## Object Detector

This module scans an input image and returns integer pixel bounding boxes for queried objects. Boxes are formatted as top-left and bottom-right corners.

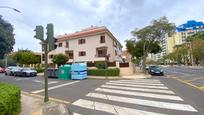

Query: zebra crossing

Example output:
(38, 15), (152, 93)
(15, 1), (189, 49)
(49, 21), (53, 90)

(71, 79), (198, 115)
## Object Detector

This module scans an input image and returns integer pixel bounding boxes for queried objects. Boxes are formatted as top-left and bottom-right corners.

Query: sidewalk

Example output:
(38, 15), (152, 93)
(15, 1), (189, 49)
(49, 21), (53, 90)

(20, 93), (43, 115)
(20, 92), (70, 115)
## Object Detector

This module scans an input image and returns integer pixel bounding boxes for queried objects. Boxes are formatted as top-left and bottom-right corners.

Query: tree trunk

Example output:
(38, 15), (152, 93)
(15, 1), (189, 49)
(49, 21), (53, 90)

(142, 53), (148, 73)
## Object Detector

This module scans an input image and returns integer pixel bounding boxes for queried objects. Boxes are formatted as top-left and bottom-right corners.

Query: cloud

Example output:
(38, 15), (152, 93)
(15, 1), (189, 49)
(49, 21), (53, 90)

(0, 0), (204, 51)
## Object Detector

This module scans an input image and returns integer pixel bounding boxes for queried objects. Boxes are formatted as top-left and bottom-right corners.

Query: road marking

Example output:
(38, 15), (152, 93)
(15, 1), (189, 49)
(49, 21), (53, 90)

(72, 99), (166, 115)
(200, 86), (204, 90)
(117, 79), (161, 83)
(95, 88), (183, 101)
(172, 77), (204, 91)
(106, 82), (169, 89)
(32, 81), (80, 94)
(33, 80), (41, 83)
(86, 93), (197, 112)
(109, 81), (164, 86)
(73, 113), (82, 115)
(101, 85), (175, 94)
(186, 77), (204, 82)
(48, 81), (59, 85)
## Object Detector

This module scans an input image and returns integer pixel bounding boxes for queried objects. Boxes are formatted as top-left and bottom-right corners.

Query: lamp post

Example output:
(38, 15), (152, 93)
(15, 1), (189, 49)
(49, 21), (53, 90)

(0, 6), (21, 13)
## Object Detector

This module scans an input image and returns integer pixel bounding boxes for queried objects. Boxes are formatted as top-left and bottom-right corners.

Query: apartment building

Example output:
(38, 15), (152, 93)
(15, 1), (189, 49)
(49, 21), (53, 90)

(151, 20), (204, 61)
(41, 26), (123, 64)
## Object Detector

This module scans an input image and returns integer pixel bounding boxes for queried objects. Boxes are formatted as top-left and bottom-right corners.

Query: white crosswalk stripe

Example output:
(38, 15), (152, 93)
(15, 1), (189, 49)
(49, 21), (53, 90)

(106, 82), (169, 89)
(95, 88), (183, 101)
(109, 81), (164, 86)
(73, 99), (167, 115)
(71, 79), (198, 115)
(101, 85), (175, 94)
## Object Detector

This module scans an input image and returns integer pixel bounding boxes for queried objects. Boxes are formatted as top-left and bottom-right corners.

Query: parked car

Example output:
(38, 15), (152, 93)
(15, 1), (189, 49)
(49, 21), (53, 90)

(0, 67), (5, 73)
(5, 66), (20, 75)
(14, 67), (37, 77)
(148, 66), (164, 76)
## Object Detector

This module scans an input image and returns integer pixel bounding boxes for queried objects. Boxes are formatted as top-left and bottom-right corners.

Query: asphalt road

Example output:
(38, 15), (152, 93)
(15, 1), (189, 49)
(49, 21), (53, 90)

(1, 73), (204, 115)
(162, 66), (204, 88)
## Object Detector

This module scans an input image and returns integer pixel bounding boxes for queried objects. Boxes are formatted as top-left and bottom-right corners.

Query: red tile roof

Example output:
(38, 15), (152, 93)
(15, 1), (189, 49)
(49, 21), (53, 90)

(56, 26), (122, 47)
(57, 26), (107, 42)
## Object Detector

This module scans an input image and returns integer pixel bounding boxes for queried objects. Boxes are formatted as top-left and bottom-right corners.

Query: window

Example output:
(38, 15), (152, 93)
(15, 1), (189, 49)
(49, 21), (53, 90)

(100, 35), (105, 43)
(66, 51), (73, 59)
(42, 54), (45, 61)
(79, 51), (86, 56)
(78, 39), (86, 44)
(58, 43), (62, 47)
(49, 55), (53, 59)
(66, 41), (69, 48)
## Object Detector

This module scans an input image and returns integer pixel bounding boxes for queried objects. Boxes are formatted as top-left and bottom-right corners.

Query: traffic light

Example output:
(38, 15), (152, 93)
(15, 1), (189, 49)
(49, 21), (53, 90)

(34, 25), (44, 40)
(47, 23), (56, 51)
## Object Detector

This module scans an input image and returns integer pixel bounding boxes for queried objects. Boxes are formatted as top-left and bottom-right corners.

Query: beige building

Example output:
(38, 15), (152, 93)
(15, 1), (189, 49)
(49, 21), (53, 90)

(42, 26), (123, 64)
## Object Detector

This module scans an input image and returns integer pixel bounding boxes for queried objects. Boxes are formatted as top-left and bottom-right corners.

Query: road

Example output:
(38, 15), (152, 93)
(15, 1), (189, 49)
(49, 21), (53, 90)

(1, 72), (204, 115)
(163, 66), (204, 89)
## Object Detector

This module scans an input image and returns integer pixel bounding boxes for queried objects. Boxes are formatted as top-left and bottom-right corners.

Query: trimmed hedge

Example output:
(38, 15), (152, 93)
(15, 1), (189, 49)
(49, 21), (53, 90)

(87, 68), (120, 76)
(0, 83), (21, 115)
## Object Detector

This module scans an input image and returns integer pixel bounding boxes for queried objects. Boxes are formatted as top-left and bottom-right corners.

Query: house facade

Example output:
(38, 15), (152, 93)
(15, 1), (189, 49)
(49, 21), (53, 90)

(41, 26), (123, 64)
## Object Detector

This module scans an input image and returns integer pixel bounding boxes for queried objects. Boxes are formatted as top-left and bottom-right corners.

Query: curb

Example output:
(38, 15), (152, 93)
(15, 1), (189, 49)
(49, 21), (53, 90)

(21, 91), (70, 104)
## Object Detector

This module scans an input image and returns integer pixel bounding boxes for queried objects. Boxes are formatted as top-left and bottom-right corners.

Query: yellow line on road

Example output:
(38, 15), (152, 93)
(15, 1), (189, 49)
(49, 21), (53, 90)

(21, 91), (70, 104)
(186, 77), (204, 82)
(172, 77), (204, 91)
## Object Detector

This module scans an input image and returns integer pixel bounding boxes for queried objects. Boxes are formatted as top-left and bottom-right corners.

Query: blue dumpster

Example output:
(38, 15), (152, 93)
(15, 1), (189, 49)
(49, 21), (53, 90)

(71, 63), (87, 80)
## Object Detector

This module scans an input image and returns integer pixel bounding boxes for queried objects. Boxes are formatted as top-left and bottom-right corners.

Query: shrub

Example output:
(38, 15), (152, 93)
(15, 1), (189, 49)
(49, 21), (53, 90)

(0, 83), (21, 115)
(35, 67), (45, 73)
(95, 61), (106, 69)
(87, 68), (120, 76)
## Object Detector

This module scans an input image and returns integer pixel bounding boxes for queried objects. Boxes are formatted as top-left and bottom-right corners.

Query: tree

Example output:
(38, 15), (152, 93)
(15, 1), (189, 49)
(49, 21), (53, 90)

(191, 39), (204, 65)
(12, 49), (40, 66)
(0, 15), (15, 59)
(52, 54), (68, 66)
(186, 32), (204, 42)
(129, 16), (175, 72)
(126, 39), (162, 59)
(186, 32), (204, 65)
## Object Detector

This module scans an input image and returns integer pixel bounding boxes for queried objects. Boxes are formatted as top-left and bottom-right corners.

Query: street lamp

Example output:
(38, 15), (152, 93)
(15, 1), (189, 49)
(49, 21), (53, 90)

(0, 6), (21, 13)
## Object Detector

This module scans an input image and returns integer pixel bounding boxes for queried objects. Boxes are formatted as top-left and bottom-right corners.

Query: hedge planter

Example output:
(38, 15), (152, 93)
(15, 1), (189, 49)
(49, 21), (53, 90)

(0, 83), (21, 115)
(87, 68), (120, 76)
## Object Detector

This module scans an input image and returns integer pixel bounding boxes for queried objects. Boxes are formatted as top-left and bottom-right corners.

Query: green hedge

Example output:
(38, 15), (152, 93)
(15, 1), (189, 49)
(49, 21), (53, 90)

(87, 68), (120, 76)
(0, 83), (21, 115)
(35, 67), (45, 73)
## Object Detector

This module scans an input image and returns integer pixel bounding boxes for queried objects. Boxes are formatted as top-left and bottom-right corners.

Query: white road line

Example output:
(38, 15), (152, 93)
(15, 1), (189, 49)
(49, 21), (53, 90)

(86, 93), (197, 112)
(15, 78), (22, 81)
(72, 99), (166, 115)
(73, 113), (82, 115)
(48, 81), (59, 85)
(32, 81), (80, 94)
(95, 88), (183, 101)
(101, 85), (175, 94)
(117, 79), (161, 83)
(33, 80), (41, 83)
(106, 82), (169, 89)
(109, 81), (164, 86)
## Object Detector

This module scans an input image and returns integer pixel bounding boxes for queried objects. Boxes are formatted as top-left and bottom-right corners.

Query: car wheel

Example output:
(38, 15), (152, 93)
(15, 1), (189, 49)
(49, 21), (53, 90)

(5, 73), (7, 75)
(24, 73), (27, 77)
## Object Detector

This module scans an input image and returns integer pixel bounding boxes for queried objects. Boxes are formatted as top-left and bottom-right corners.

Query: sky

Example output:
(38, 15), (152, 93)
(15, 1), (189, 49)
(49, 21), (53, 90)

(0, 0), (204, 52)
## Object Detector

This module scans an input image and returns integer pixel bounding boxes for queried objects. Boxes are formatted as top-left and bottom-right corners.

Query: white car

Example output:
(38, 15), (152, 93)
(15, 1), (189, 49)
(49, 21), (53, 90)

(5, 66), (21, 76)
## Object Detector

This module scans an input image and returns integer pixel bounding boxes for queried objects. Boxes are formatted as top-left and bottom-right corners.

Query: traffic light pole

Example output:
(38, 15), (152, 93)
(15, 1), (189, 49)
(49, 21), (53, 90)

(34, 24), (55, 103)
(43, 41), (49, 102)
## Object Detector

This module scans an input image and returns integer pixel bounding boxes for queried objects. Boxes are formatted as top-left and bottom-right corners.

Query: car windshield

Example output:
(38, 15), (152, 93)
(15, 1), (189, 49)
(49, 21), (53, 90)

(22, 68), (33, 71)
